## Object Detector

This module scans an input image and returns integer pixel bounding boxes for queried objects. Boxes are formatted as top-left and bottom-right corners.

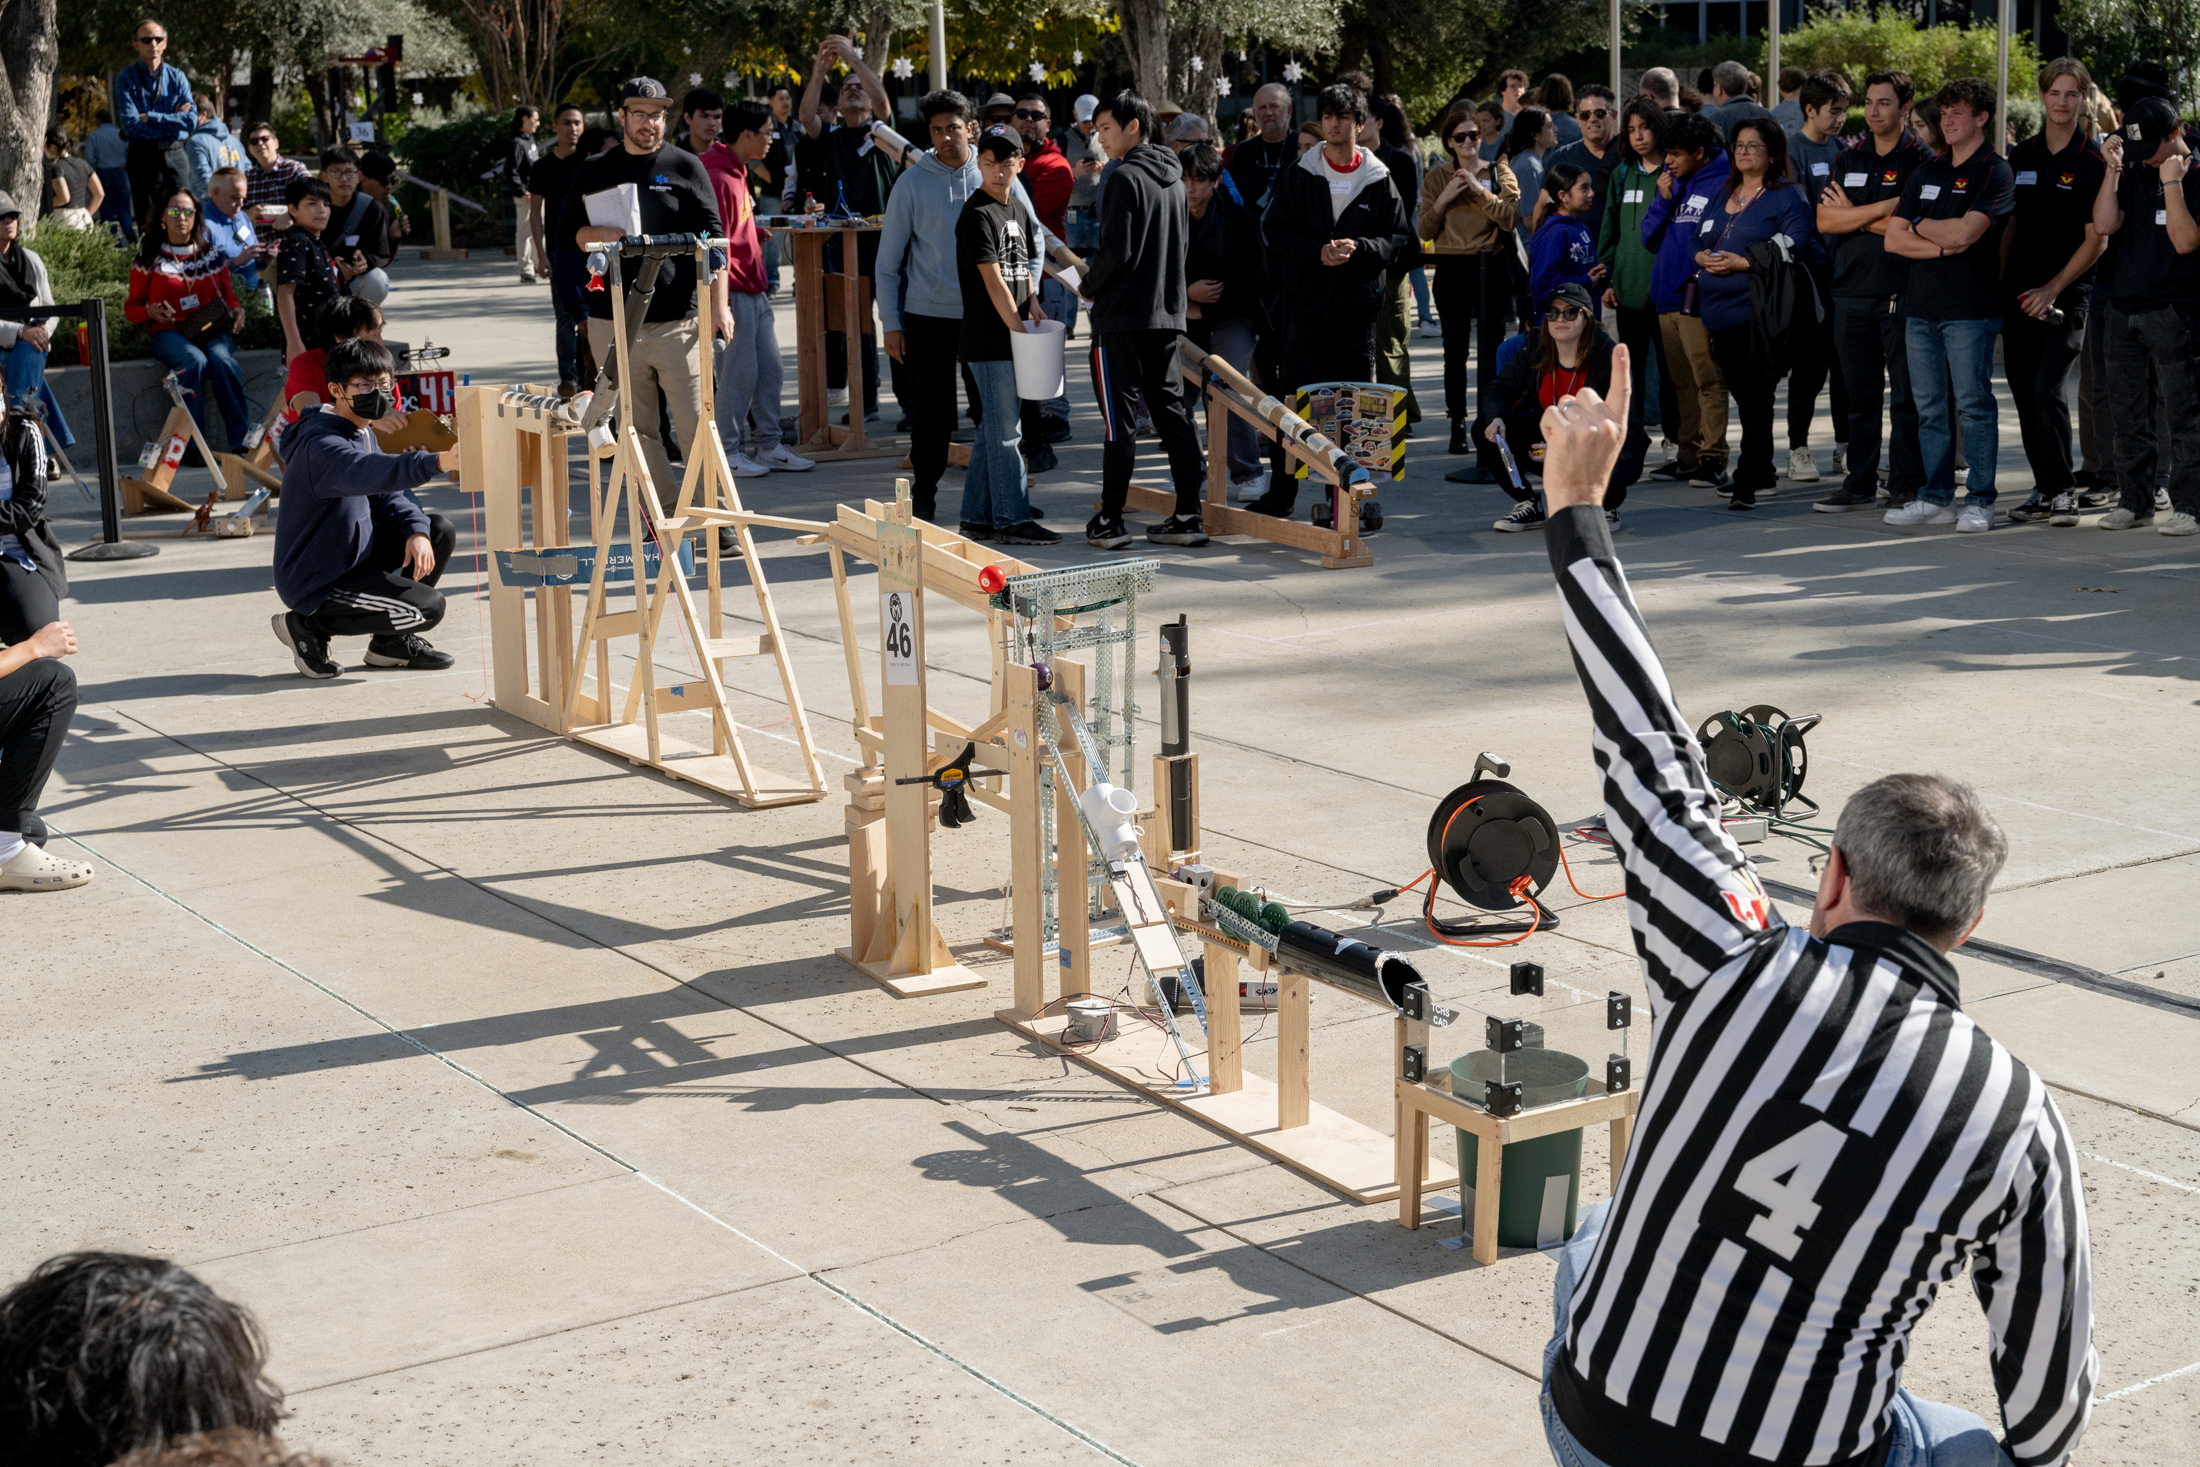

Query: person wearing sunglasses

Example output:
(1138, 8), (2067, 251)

(1482, 280), (1645, 531)
(115, 21), (196, 239)
(123, 188), (249, 454)
(1419, 100), (1519, 467)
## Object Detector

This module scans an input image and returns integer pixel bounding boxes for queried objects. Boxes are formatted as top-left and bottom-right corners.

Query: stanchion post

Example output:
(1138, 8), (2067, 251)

(68, 296), (159, 561)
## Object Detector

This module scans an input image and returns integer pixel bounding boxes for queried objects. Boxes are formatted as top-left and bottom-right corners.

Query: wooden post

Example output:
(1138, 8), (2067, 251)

(1052, 656), (1091, 1002)
(1472, 1130), (1504, 1262)
(1278, 970), (1310, 1129)
(421, 187), (468, 260)
(1203, 940), (1243, 1094)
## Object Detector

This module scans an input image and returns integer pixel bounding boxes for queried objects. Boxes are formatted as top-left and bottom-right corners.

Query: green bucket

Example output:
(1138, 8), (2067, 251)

(1452, 1048), (1591, 1250)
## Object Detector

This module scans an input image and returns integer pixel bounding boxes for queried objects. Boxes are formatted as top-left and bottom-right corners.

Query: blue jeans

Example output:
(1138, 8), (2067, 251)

(95, 165), (135, 240)
(148, 328), (249, 452)
(1905, 316), (2000, 505)
(1410, 265), (1433, 326)
(1066, 207), (1098, 252)
(549, 255), (588, 387)
(959, 357), (1029, 530)
(1541, 1203), (2013, 1467)
(5, 339), (72, 447)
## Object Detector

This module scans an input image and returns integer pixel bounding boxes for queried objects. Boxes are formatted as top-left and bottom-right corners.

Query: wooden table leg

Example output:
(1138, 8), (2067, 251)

(1473, 1129), (1503, 1265)
(1397, 1088), (1427, 1230)
(1203, 940), (1242, 1094)
(1277, 969), (1310, 1130)
(1610, 1113), (1633, 1183)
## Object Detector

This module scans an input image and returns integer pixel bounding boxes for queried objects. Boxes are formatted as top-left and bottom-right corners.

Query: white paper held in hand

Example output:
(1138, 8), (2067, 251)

(585, 184), (643, 235)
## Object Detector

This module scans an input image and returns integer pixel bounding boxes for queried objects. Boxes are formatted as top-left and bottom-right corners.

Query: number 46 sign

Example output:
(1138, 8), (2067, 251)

(881, 589), (918, 685)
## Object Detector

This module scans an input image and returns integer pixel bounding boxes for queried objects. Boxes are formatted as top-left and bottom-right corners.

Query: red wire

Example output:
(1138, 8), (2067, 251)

(1557, 842), (1625, 901)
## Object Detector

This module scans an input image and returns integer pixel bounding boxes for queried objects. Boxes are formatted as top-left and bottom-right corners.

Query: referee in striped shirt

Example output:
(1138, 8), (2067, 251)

(1529, 350), (2095, 1467)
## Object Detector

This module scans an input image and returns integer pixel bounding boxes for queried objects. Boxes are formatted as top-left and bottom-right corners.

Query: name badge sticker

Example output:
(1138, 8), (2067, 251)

(1811, 162), (1829, 175)
(1623, 189), (1643, 204)
(1844, 172), (1868, 188)
(2160, 209), (2172, 226)
(1919, 184), (1942, 200)
(2015, 170), (2038, 186)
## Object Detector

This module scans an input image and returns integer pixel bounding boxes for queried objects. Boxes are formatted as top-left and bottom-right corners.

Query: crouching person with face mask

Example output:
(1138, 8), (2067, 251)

(269, 338), (463, 680)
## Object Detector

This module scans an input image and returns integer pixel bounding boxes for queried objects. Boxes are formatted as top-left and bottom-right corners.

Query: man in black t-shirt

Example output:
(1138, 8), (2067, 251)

(527, 103), (591, 395)
(2001, 60), (2108, 526)
(953, 129), (1059, 546)
(1813, 70), (1931, 511)
(1884, 77), (2015, 531)
(562, 77), (730, 512)
(2092, 97), (2200, 534)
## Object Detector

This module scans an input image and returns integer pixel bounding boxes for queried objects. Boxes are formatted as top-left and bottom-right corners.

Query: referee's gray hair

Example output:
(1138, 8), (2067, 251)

(1834, 774), (2007, 944)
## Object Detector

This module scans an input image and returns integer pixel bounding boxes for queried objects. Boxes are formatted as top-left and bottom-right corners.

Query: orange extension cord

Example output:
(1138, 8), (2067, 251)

(1401, 796), (1625, 947)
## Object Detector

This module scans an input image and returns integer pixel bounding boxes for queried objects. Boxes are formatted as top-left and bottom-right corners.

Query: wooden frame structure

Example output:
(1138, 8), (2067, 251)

(1114, 335), (1378, 570)
(457, 237), (828, 809)
(776, 221), (900, 464)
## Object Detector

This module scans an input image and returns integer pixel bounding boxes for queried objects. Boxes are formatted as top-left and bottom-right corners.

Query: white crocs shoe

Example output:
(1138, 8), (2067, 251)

(0, 841), (95, 892)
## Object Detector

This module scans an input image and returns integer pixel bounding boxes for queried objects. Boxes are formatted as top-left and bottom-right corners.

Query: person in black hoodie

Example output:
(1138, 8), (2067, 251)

(1177, 142), (1269, 494)
(1079, 89), (1207, 550)
(1484, 282), (1648, 532)
(0, 405), (90, 892)
(270, 339), (462, 681)
(1245, 83), (1416, 518)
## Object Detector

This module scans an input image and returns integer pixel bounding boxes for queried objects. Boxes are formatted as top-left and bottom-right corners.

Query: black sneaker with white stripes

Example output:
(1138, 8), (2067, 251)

(271, 611), (340, 680)
(364, 633), (456, 670)
(1493, 498), (1546, 532)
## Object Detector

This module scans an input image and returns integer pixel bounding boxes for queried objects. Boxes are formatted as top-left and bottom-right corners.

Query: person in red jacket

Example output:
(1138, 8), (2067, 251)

(123, 187), (248, 452)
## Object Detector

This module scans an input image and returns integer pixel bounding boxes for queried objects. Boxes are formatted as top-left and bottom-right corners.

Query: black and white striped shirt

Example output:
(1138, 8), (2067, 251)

(1543, 508), (2094, 1467)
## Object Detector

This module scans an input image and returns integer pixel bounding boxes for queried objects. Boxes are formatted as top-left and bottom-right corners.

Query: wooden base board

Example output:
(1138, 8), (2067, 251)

(122, 478), (196, 515)
(897, 442), (972, 470)
(570, 721), (824, 809)
(1121, 484), (1372, 569)
(997, 1008), (1455, 1204)
(838, 947), (990, 997)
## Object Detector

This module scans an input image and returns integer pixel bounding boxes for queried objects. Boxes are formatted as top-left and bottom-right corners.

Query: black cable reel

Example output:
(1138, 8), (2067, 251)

(1425, 753), (1563, 933)
(1696, 705), (1821, 815)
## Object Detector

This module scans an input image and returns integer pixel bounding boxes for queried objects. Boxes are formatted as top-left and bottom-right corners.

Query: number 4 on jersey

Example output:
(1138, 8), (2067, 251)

(1732, 1120), (1848, 1260)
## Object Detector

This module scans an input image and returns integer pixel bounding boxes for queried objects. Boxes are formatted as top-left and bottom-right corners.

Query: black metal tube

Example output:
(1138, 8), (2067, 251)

(86, 297), (121, 544)
(1274, 921), (1426, 1014)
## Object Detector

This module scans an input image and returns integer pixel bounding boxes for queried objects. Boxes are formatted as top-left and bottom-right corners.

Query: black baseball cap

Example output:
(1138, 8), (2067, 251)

(619, 77), (671, 108)
(1546, 282), (1595, 316)
(974, 126), (1022, 160)
(2121, 97), (2182, 157)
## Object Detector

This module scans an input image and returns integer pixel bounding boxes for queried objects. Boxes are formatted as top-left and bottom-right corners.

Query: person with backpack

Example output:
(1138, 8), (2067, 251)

(319, 147), (393, 306)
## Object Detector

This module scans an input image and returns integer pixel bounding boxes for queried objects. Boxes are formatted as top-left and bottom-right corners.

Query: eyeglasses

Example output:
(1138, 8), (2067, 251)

(136, 34), (167, 45)
(341, 378), (395, 394)
(164, 206), (196, 217)
(1733, 140), (1768, 153)
(1808, 850), (1833, 877)
(1548, 305), (1587, 321)
(1014, 108), (1047, 121)
(1449, 130), (1474, 143)
(1577, 108), (1612, 120)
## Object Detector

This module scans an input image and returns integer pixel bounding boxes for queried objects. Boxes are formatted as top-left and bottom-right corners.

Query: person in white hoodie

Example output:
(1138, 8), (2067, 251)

(878, 89), (1064, 525)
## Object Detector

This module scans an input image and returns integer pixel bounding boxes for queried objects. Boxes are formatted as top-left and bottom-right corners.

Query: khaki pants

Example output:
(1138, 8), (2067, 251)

(1658, 312), (1728, 470)
(514, 211), (543, 280)
(585, 316), (703, 515)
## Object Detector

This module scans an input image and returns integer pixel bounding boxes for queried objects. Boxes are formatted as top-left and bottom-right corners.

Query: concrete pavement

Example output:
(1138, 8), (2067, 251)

(12, 255), (2199, 1464)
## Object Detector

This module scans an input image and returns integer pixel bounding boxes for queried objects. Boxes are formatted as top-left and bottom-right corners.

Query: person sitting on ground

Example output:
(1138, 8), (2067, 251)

(318, 147), (392, 306)
(276, 294), (382, 441)
(270, 338), (461, 680)
(1526, 350), (2097, 1467)
(273, 176), (343, 365)
(125, 188), (250, 456)
(0, 193), (73, 448)
(1483, 282), (1645, 533)
(0, 403), (88, 892)
(0, 1252), (283, 1463)
(42, 128), (103, 230)
(1529, 163), (1600, 325)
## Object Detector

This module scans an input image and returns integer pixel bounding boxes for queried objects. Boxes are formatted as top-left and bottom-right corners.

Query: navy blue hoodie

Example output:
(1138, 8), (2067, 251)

(273, 408), (441, 613)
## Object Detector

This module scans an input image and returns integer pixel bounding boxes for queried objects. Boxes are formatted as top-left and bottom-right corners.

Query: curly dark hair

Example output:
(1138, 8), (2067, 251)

(1934, 76), (1997, 120)
(0, 1254), (283, 1467)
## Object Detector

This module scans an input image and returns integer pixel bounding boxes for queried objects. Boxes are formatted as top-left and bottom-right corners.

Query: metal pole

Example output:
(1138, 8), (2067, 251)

(68, 297), (158, 561)
(1610, 0), (1623, 100)
(928, 0), (947, 93)
(1996, 0), (2011, 150)
(1768, 1), (1780, 92)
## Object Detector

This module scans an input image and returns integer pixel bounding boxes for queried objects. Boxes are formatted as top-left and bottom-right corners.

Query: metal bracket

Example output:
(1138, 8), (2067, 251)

(1607, 991), (1632, 1030)
(1484, 1078), (1523, 1117)
(1510, 961), (1545, 997)
(1402, 1043), (1427, 1084)
(1606, 1054), (1631, 1094)
(1486, 1015), (1525, 1055)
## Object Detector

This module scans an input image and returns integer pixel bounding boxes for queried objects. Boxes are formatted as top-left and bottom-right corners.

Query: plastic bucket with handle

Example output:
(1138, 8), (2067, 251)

(1010, 318), (1068, 400)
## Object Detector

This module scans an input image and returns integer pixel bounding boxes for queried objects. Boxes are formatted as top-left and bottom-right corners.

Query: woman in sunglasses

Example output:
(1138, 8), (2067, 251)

(1418, 100), (1519, 461)
(1483, 281), (1647, 532)
(1689, 117), (1821, 508)
(124, 188), (249, 454)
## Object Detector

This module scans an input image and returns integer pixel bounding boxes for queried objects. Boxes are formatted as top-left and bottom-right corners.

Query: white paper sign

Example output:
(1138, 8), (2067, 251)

(881, 591), (918, 685)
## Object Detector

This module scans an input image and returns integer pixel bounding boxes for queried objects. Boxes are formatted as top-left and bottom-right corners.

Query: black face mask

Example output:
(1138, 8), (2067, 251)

(346, 388), (391, 421)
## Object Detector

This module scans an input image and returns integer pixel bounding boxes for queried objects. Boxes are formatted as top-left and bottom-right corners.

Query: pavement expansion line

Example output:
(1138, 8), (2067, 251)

(58, 817), (1145, 1467)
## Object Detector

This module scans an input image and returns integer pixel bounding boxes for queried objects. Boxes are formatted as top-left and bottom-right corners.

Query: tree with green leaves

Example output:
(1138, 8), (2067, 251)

(2057, 0), (2200, 111)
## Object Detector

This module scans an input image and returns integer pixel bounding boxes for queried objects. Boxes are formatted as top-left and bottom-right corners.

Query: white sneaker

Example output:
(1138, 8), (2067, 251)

(2161, 511), (2200, 537)
(1953, 465), (1969, 485)
(727, 451), (772, 476)
(826, 387), (848, 407)
(1955, 502), (1993, 533)
(1229, 475), (1266, 503)
(756, 444), (814, 472)
(1828, 446), (1847, 476)
(2099, 507), (2153, 530)
(1660, 438), (1679, 464)
(1884, 500), (1957, 527)
(1786, 447), (1820, 483)
(2157, 487), (2174, 512)
(0, 840), (94, 891)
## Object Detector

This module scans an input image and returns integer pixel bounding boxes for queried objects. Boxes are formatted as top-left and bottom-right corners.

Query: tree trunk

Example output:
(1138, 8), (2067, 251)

(0, 0), (58, 218)
(245, 56), (273, 128)
(862, 2), (893, 72)
(1117, 0), (1170, 103)
(1167, 24), (1224, 120)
